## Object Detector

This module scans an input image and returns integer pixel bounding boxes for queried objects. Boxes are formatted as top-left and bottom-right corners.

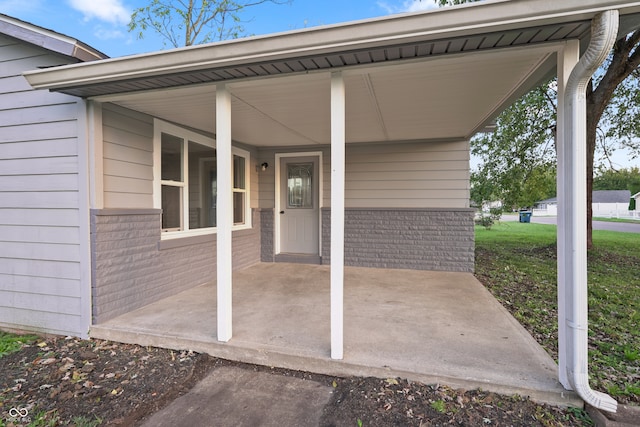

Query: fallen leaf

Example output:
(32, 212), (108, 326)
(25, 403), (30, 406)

(40, 358), (56, 365)
(385, 378), (399, 385)
(332, 380), (338, 388)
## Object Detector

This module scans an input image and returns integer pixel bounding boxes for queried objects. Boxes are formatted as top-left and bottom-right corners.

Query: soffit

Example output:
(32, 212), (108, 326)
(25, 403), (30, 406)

(113, 45), (555, 146)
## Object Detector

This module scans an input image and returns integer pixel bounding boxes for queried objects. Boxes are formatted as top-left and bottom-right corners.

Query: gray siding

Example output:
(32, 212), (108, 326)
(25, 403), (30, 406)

(0, 35), (87, 336)
(345, 141), (470, 208)
(102, 103), (154, 208)
(321, 208), (475, 272)
(257, 140), (469, 210)
(91, 209), (261, 323)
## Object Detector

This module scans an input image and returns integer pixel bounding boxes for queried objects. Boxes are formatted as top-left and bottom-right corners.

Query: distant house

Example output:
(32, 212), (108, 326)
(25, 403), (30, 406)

(592, 190), (632, 216)
(631, 191), (640, 211)
(535, 190), (631, 217)
(534, 197), (558, 216)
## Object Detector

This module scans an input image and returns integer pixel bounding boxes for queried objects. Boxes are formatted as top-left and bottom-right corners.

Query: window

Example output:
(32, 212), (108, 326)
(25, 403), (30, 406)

(154, 119), (250, 238)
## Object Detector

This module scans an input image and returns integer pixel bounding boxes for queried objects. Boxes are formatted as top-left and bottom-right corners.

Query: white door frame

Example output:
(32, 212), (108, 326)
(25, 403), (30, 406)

(274, 151), (323, 256)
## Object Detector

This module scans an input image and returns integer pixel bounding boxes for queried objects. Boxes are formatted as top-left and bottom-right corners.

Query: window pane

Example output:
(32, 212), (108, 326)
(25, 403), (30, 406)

(162, 185), (182, 230)
(161, 133), (183, 181)
(188, 141), (216, 229)
(233, 155), (245, 189)
(233, 191), (244, 225)
(287, 163), (313, 208)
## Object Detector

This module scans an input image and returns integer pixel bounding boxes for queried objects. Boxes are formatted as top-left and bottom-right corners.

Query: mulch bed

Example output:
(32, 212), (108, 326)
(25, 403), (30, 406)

(0, 336), (594, 426)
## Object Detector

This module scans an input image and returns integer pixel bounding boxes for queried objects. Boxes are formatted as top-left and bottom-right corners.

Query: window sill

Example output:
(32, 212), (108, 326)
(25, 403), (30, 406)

(157, 224), (254, 250)
(158, 232), (215, 250)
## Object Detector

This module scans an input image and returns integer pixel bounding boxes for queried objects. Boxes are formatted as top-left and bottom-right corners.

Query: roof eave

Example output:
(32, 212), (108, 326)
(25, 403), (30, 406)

(23, 0), (640, 92)
(0, 13), (108, 62)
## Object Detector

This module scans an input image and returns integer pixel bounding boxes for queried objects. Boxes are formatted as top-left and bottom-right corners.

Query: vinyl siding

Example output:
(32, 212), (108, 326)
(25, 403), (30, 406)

(257, 140), (469, 209)
(344, 140), (470, 208)
(102, 103), (154, 208)
(0, 34), (85, 336)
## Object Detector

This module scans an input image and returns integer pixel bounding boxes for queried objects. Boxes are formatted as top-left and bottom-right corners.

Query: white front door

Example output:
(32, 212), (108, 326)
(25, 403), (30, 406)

(279, 156), (319, 254)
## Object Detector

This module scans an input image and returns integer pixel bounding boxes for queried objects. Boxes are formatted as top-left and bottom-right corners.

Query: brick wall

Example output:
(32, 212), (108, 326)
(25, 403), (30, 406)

(321, 208), (474, 272)
(90, 209), (260, 323)
(260, 209), (274, 262)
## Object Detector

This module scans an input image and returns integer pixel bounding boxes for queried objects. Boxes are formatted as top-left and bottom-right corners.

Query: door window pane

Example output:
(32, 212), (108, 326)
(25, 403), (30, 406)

(287, 163), (313, 208)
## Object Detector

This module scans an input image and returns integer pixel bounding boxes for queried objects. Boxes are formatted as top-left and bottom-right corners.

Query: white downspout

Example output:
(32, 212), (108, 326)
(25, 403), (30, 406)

(563, 10), (619, 413)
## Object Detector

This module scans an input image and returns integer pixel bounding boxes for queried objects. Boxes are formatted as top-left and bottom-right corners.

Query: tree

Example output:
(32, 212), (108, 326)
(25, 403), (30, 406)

(585, 33), (640, 246)
(471, 84), (557, 210)
(436, 0), (640, 247)
(129, 0), (291, 47)
(593, 166), (640, 191)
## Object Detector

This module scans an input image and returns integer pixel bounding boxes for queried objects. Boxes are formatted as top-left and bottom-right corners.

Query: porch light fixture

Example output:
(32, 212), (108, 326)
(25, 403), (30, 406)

(259, 162), (269, 171)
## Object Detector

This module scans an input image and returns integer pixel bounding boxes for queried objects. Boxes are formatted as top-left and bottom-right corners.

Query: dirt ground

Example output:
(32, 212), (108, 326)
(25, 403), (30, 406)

(0, 336), (595, 426)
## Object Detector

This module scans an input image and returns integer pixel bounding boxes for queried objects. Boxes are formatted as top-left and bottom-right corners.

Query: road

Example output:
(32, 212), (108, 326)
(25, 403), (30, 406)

(501, 214), (640, 233)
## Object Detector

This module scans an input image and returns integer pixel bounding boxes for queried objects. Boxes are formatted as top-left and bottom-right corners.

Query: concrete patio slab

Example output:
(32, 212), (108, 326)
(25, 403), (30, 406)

(90, 263), (581, 408)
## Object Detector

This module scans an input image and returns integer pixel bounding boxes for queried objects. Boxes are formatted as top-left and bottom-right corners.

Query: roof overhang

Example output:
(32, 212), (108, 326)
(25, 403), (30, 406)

(0, 13), (107, 62)
(21, 0), (640, 146)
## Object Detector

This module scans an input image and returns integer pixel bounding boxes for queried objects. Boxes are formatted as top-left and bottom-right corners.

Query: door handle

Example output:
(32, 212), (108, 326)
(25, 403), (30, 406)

(280, 211), (285, 214)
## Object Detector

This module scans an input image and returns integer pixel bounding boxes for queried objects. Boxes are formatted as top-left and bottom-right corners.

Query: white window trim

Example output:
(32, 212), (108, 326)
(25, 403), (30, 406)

(153, 119), (251, 240)
(232, 146), (252, 230)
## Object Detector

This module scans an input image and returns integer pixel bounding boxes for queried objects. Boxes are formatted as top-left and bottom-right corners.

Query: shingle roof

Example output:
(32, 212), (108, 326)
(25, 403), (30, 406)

(592, 190), (631, 203)
(537, 190), (632, 205)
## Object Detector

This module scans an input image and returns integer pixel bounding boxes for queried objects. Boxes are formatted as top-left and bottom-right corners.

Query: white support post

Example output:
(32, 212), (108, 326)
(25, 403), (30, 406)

(216, 83), (233, 342)
(330, 72), (345, 360)
(556, 40), (580, 390)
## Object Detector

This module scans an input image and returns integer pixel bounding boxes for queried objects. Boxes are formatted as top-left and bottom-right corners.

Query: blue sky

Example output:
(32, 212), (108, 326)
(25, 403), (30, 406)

(1, 0), (437, 57)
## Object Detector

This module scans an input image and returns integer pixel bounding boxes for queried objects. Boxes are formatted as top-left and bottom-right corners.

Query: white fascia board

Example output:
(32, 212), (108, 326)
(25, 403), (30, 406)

(23, 0), (640, 91)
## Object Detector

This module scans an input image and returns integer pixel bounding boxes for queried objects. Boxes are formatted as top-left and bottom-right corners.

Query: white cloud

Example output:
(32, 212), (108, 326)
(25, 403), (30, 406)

(377, 0), (438, 14)
(67, 0), (131, 25)
(94, 26), (125, 40)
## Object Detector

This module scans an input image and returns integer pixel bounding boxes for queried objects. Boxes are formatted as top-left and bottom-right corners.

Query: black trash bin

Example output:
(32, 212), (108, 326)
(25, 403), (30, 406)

(519, 211), (532, 223)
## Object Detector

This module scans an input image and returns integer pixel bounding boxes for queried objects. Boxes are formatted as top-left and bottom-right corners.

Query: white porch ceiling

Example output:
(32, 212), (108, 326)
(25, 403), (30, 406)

(112, 46), (556, 147)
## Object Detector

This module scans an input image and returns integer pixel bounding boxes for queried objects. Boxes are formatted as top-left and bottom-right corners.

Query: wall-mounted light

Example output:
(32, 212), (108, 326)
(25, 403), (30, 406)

(260, 162), (269, 171)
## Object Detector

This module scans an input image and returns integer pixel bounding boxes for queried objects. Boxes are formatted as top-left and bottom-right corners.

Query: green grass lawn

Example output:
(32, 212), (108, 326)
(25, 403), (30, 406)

(0, 331), (38, 358)
(593, 217), (640, 224)
(475, 222), (640, 403)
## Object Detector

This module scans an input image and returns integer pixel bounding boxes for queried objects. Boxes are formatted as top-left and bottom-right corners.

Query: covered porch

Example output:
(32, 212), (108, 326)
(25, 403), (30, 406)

(23, 0), (640, 413)
(90, 263), (580, 408)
